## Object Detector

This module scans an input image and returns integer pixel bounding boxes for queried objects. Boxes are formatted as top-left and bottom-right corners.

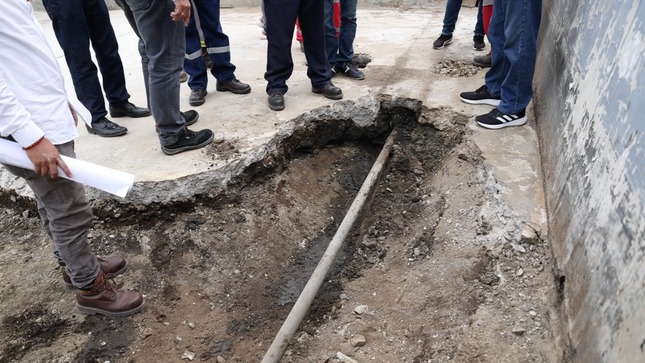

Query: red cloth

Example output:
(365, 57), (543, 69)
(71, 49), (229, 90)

(483, 5), (493, 35)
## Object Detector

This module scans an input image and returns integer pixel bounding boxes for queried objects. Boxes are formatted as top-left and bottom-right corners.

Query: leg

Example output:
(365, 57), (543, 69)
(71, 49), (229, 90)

(324, 0), (338, 66)
(493, 0), (542, 114)
(126, 0), (186, 145)
(41, 0), (107, 122)
(337, 0), (358, 64)
(192, 0), (237, 83)
(2, 142), (98, 288)
(441, 0), (464, 36)
(264, 0), (299, 95)
(299, 0), (332, 88)
(87, 0), (132, 108)
(484, 0), (507, 98)
(184, 1), (210, 92)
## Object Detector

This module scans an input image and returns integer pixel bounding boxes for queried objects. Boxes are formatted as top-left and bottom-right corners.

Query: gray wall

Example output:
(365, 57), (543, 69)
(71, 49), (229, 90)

(533, 0), (645, 362)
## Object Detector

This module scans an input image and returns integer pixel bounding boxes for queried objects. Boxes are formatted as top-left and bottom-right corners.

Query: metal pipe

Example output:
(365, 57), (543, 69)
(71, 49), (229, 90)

(261, 131), (397, 363)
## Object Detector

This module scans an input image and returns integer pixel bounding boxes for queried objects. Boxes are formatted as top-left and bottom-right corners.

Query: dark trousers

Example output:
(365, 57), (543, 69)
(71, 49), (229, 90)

(42, 0), (130, 122)
(185, 0), (237, 91)
(264, 0), (332, 95)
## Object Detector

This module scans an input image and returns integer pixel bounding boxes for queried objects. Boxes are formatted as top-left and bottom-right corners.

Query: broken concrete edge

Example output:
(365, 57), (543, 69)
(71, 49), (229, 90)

(0, 93), (467, 212)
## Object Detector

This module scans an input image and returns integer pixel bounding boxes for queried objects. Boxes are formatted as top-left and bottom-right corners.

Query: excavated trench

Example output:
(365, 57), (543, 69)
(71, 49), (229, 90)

(0, 97), (561, 363)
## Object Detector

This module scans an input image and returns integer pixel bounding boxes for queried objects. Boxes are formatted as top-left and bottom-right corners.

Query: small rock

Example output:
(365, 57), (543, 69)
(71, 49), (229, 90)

(516, 268), (524, 277)
(521, 224), (540, 244)
(512, 244), (527, 253)
(349, 334), (367, 347)
(354, 305), (369, 315)
(512, 327), (526, 336)
(181, 350), (195, 361)
(141, 327), (154, 338)
(529, 310), (538, 317)
(188, 322), (195, 329)
(216, 356), (227, 363)
(336, 352), (358, 363)
(22, 210), (29, 218)
(339, 293), (348, 300)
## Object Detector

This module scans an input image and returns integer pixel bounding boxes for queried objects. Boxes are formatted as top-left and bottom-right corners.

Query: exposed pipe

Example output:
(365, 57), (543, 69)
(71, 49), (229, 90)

(261, 131), (397, 363)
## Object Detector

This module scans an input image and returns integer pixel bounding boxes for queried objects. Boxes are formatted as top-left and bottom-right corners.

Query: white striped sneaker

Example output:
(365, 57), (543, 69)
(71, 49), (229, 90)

(476, 108), (527, 129)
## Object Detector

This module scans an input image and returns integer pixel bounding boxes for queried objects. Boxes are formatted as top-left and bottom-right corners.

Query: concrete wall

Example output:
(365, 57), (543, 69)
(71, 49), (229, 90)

(533, 0), (645, 362)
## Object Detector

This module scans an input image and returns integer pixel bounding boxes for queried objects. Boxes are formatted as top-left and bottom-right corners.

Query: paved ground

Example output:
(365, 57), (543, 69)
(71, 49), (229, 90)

(28, 4), (545, 232)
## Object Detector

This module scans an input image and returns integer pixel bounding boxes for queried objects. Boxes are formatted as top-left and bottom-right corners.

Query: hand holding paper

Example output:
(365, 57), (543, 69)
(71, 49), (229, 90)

(0, 138), (134, 198)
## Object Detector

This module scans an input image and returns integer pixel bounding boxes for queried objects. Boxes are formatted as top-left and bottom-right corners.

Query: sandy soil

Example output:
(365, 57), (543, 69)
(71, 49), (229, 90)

(0, 96), (564, 363)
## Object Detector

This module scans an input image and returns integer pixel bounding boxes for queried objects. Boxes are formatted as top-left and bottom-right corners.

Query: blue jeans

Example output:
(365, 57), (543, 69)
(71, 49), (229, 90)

(324, 0), (358, 66)
(184, 0), (237, 91)
(485, 0), (542, 114)
(42, 0), (131, 122)
(125, 0), (186, 146)
(441, 0), (485, 37)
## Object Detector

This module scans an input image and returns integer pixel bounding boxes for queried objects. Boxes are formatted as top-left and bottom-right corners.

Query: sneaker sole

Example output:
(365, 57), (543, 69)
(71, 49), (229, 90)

(477, 116), (528, 129)
(312, 90), (343, 100)
(459, 97), (500, 107)
(473, 45), (486, 51)
(76, 299), (145, 317)
(161, 133), (215, 155)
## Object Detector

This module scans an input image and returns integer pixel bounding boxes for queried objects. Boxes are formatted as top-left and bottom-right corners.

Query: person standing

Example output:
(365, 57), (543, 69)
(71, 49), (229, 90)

(264, 0), (343, 111)
(41, 0), (151, 138)
(324, 0), (364, 80)
(433, 0), (486, 50)
(459, 0), (542, 129)
(184, 0), (252, 107)
(112, 0), (214, 155)
(0, 0), (144, 316)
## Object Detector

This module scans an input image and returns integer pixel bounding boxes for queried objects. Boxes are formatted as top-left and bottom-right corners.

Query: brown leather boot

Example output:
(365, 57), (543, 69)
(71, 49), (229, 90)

(76, 271), (144, 316)
(62, 255), (128, 289)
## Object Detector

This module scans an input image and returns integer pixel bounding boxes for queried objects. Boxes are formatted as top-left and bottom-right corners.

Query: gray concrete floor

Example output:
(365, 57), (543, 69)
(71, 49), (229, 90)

(32, 5), (546, 233)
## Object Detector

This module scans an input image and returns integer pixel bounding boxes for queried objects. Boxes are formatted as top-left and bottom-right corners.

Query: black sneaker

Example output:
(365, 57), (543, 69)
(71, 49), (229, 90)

(473, 35), (485, 51)
(331, 63), (340, 76)
(459, 85), (500, 106)
(472, 52), (492, 68)
(180, 110), (199, 126)
(340, 63), (365, 80)
(433, 34), (452, 49)
(476, 108), (527, 129)
(161, 128), (214, 155)
(216, 79), (251, 94)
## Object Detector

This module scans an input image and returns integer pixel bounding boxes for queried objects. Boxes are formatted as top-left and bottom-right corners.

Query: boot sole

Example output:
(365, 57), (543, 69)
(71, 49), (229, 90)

(76, 299), (145, 317)
(216, 85), (251, 94)
(109, 110), (152, 118)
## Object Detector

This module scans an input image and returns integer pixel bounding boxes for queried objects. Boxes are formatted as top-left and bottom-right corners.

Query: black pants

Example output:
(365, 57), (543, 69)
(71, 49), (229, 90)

(264, 0), (332, 95)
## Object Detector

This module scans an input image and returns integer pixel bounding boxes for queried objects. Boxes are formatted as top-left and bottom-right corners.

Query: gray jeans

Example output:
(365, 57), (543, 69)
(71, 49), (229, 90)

(125, 0), (187, 146)
(2, 141), (99, 288)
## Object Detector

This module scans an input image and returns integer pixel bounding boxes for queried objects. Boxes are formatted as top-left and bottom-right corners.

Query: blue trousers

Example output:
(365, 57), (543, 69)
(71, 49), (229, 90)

(184, 0), (237, 91)
(42, 0), (131, 122)
(485, 0), (542, 114)
(264, 0), (332, 95)
(441, 0), (485, 37)
(125, 0), (187, 146)
(324, 0), (358, 66)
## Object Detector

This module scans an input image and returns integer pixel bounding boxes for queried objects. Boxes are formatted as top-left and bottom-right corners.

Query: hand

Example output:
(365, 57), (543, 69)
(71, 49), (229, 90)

(171, 0), (191, 26)
(25, 138), (72, 179)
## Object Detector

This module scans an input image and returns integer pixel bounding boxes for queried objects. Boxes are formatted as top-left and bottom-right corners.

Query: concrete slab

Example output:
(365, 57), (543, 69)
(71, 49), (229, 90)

(8, 4), (547, 233)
